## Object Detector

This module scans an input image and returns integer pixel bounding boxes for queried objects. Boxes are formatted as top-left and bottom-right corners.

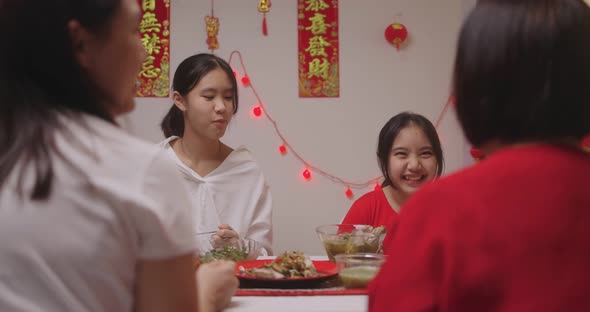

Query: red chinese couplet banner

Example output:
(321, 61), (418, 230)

(298, 0), (339, 98)
(136, 0), (170, 97)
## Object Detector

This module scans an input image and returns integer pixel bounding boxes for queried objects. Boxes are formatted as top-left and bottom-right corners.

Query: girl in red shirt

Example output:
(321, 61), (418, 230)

(342, 112), (444, 242)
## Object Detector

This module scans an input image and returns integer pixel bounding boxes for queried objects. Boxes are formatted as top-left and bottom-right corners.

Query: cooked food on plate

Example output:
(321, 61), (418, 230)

(239, 251), (319, 279)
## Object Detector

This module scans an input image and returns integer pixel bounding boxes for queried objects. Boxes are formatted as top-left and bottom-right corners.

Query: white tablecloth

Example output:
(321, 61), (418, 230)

(225, 256), (368, 312)
(226, 295), (367, 312)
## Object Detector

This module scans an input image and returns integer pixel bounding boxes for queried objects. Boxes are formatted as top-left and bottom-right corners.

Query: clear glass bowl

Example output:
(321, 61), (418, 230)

(315, 224), (386, 262)
(334, 253), (386, 288)
(195, 233), (261, 264)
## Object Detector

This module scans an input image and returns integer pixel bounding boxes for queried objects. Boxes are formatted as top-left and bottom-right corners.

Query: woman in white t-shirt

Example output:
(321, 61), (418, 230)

(159, 53), (273, 255)
(0, 1), (236, 311)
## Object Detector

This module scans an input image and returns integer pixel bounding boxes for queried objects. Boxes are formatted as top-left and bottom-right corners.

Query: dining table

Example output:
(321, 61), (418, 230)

(225, 256), (369, 312)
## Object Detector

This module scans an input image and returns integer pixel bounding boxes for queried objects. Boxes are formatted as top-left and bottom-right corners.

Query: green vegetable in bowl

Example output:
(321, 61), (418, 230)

(199, 246), (248, 263)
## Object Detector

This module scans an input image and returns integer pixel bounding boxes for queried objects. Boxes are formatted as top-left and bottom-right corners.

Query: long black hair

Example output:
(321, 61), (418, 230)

(0, 0), (121, 200)
(161, 53), (239, 138)
(377, 112), (444, 187)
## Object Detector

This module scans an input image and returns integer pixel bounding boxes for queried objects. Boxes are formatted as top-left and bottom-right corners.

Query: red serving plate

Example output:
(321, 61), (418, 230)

(236, 259), (338, 283)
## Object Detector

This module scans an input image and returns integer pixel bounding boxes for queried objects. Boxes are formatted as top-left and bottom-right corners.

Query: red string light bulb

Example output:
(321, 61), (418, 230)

(470, 147), (484, 161)
(252, 105), (262, 117)
(345, 187), (353, 198)
(279, 144), (287, 155)
(241, 75), (250, 86)
(581, 135), (590, 153)
(302, 169), (312, 180)
(450, 95), (456, 106)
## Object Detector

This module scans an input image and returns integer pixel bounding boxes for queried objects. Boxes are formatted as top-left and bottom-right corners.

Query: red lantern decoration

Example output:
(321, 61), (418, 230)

(384, 22), (408, 50)
(258, 0), (271, 36)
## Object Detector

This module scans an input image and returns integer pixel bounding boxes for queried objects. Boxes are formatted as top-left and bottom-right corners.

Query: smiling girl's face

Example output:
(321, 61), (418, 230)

(387, 123), (439, 195)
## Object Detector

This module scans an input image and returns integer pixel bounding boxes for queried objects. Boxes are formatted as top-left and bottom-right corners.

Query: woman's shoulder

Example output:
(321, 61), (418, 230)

(69, 113), (162, 156)
(57, 113), (177, 191)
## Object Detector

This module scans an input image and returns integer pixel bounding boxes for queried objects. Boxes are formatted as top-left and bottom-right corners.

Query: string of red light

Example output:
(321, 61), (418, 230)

(228, 50), (455, 198)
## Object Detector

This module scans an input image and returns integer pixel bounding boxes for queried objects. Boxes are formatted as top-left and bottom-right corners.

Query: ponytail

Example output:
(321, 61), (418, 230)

(160, 105), (184, 138)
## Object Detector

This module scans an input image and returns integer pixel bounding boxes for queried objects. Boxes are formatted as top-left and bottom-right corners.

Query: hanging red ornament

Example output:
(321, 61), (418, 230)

(241, 75), (250, 86)
(384, 22), (408, 50)
(345, 187), (354, 198)
(252, 105), (262, 117)
(581, 135), (590, 153)
(302, 169), (312, 180)
(279, 144), (287, 155)
(374, 183), (382, 191)
(233, 70), (238, 78)
(470, 147), (484, 161)
(258, 0), (271, 36)
(205, 15), (220, 51)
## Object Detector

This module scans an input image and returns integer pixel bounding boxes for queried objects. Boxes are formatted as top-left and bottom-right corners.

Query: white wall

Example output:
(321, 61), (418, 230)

(120, 0), (475, 255)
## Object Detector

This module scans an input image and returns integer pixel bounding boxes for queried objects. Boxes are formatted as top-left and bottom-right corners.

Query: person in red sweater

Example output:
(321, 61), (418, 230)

(342, 112), (444, 237)
(368, 0), (590, 311)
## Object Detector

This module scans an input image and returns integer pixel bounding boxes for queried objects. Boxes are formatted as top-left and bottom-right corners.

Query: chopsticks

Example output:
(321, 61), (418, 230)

(195, 230), (217, 235)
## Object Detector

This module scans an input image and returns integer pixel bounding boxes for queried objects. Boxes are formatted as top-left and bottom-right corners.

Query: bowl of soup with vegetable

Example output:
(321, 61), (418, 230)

(334, 253), (386, 288)
(315, 224), (386, 262)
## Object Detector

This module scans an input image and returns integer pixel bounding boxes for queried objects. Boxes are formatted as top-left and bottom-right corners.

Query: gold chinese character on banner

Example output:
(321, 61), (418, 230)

(305, 35), (331, 57)
(304, 0), (329, 12)
(136, 0), (170, 98)
(141, 33), (161, 55)
(139, 56), (161, 78)
(305, 13), (328, 34)
(140, 12), (162, 33)
(307, 58), (330, 79)
(298, 0), (339, 97)
(142, 0), (156, 11)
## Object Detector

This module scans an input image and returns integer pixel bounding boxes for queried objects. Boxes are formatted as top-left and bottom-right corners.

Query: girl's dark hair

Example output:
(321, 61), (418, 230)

(0, 0), (121, 200)
(161, 53), (239, 138)
(377, 112), (444, 187)
(454, 0), (590, 147)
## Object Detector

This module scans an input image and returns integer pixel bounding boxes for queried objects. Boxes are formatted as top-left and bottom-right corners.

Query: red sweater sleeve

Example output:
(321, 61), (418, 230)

(369, 186), (444, 312)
